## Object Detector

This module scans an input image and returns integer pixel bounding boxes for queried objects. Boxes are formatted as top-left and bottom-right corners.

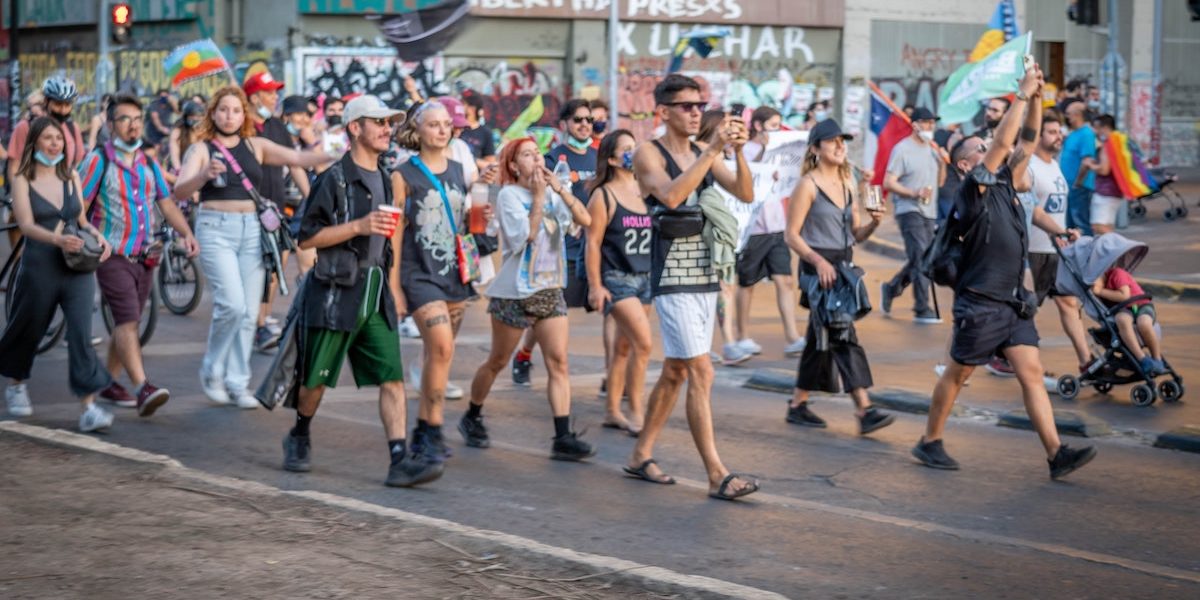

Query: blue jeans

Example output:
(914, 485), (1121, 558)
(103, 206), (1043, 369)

(1067, 186), (1093, 236)
(195, 209), (265, 395)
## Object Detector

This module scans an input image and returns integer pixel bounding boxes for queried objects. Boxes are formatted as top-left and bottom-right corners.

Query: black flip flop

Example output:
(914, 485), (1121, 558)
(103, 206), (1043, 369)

(623, 459), (676, 485)
(708, 473), (760, 501)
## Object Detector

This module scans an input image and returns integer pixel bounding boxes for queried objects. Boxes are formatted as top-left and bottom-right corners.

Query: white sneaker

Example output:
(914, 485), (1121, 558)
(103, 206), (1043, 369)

(5, 384), (32, 417)
(232, 391), (260, 410)
(722, 343), (753, 366)
(1043, 372), (1060, 394)
(783, 338), (807, 357)
(736, 338), (763, 355)
(79, 404), (113, 432)
(445, 382), (464, 400)
(398, 316), (421, 339)
(200, 372), (230, 405)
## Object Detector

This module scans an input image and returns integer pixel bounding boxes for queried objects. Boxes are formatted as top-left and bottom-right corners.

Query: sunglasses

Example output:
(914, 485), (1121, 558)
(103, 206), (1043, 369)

(571, 116), (594, 124)
(663, 101), (708, 113)
(360, 117), (397, 128)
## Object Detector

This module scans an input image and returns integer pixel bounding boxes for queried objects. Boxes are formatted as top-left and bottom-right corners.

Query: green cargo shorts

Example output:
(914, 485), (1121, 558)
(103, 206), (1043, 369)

(304, 267), (403, 389)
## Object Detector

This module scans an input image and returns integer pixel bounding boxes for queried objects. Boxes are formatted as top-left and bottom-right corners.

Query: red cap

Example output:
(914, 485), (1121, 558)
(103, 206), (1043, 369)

(243, 71), (285, 97)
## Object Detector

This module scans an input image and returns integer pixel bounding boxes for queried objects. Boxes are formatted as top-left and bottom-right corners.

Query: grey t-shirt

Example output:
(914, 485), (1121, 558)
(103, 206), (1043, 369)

(358, 164), (388, 267)
(886, 136), (940, 219)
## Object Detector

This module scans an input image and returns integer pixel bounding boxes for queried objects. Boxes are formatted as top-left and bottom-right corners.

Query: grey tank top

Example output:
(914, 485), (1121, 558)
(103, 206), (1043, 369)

(802, 183), (854, 250)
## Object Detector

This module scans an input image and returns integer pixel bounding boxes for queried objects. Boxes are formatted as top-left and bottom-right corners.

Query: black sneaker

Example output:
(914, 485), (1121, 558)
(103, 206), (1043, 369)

(858, 407), (896, 435)
(512, 355), (532, 386)
(911, 438), (960, 470)
(880, 281), (895, 315)
(385, 453), (444, 488)
(550, 431), (596, 461)
(411, 427), (450, 463)
(254, 326), (280, 354)
(282, 433), (311, 472)
(786, 403), (827, 428)
(458, 413), (490, 448)
(1048, 444), (1097, 480)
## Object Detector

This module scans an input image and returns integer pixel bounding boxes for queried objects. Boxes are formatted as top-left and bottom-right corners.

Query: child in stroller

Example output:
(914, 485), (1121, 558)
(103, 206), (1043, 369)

(1053, 233), (1184, 407)
(1092, 266), (1164, 376)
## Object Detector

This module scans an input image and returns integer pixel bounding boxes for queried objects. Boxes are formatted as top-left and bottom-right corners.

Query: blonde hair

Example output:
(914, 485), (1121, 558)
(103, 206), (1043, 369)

(801, 142), (853, 182)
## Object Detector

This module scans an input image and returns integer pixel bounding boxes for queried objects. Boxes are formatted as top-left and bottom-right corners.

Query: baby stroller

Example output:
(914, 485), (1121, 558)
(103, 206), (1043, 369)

(1052, 233), (1184, 407)
(1129, 168), (1190, 222)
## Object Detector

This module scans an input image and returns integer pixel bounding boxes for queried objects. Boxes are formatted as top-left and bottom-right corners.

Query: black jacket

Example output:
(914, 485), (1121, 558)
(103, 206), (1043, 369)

(298, 152), (397, 332)
(800, 262), (872, 349)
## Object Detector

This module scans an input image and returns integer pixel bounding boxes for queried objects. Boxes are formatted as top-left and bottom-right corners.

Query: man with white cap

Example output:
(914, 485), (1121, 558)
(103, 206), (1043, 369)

(282, 95), (442, 488)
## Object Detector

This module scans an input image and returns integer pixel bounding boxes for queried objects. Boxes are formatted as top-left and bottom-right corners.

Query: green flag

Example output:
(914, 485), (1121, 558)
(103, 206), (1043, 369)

(938, 32), (1031, 125)
(503, 95), (545, 142)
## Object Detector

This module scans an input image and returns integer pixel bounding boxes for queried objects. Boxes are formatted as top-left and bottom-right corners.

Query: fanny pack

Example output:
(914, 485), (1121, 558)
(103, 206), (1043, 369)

(651, 203), (704, 239)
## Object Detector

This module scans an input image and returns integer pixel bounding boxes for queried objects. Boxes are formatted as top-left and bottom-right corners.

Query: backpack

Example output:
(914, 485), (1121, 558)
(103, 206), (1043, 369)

(921, 191), (987, 289)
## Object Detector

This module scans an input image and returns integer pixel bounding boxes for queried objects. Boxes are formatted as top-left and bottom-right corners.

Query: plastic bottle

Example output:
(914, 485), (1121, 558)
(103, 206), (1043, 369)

(553, 154), (572, 192)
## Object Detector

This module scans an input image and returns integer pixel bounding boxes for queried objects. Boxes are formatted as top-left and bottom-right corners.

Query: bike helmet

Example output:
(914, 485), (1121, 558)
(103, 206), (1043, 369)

(42, 76), (78, 103)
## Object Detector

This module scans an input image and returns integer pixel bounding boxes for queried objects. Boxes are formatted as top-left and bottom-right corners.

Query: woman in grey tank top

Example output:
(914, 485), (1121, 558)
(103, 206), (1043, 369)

(782, 119), (895, 437)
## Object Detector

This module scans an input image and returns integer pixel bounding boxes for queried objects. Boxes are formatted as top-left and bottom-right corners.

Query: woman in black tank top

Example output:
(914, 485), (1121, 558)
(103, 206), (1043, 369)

(584, 130), (653, 434)
(0, 117), (114, 431)
(172, 86), (332, 407)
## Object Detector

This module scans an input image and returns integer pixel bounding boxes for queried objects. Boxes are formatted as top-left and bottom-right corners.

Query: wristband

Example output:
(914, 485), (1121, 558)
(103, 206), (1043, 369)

(1020, 126), (1038, 142)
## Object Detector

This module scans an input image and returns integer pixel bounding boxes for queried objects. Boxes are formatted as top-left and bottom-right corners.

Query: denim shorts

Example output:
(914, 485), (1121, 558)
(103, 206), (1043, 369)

(601, 271), (651, 315)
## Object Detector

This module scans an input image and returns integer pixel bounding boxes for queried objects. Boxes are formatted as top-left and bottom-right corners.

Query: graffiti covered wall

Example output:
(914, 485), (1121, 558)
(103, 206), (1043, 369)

(443, 58), (563, 132)
(295, 47), (445, 108)
(869, 20), (981, 116)
(612, 23), (840, 141)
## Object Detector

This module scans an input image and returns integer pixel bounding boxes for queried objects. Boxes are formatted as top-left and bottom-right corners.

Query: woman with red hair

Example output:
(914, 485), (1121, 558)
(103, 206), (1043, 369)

(458, 137), (594, 461)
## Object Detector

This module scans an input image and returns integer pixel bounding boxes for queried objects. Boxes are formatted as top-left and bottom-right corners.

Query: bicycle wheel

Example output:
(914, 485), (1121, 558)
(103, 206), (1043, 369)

(157, 250), (204, 315)
(101, 286), (158, 346)
(4, 259), (65, 354)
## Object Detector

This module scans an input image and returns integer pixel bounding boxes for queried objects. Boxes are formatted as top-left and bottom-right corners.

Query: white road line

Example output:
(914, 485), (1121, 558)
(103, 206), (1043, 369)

(0, 421), (785, 600)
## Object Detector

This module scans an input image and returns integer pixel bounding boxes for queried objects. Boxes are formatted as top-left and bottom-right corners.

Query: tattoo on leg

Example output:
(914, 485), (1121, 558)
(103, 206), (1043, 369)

(449, 307), (466, 335)
(424, 315), (449, 328)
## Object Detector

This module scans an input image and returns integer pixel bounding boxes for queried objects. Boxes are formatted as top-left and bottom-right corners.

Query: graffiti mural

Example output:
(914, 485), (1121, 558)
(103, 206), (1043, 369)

(443, 58), (564, 133)
(295, 47), (444, 109)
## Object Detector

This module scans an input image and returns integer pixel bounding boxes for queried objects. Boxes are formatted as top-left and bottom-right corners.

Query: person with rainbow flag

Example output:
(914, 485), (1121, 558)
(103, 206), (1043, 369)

(1080, 114), (1136, 235)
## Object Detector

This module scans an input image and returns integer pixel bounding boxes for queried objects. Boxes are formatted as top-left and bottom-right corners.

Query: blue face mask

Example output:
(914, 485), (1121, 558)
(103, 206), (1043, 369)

(257, 106), (273, 120)
(113, 137), (143, 153)
(593, 120), (608, 135)
(620, 150), (634, 171)
(813, 110), (828, 122)
(567, 136), (592, 151)
(35, 151), (64, 167)
(286, 123), (299, 137)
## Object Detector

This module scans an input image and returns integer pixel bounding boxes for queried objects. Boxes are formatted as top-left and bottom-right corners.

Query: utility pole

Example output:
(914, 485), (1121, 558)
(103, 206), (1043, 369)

(1150, 0), (1163, 163)
(608, 0), (619, 123)
(98, 0), (112, 96)
(1105, 0), (1120, 124)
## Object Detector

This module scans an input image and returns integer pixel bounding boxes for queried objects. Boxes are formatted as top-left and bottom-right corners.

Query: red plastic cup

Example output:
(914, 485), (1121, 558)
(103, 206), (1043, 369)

(378, 204), (402, 237)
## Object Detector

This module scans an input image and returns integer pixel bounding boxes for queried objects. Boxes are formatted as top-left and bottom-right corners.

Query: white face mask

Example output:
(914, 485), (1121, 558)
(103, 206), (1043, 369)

(919, 130), (935, 142)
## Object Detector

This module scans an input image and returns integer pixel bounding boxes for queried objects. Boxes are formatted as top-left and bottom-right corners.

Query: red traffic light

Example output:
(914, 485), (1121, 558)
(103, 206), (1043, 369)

(112, 3), (132, 26)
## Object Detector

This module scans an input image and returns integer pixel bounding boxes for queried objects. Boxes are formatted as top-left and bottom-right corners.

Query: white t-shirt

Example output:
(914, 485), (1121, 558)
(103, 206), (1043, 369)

(1027, 154), (1069, 254)
(450, 137), (479, 187)
(486, 185), (572, 299)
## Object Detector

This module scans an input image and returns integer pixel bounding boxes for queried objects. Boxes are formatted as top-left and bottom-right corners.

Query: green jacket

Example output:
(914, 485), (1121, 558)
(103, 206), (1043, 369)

(699, 187), (740, 284)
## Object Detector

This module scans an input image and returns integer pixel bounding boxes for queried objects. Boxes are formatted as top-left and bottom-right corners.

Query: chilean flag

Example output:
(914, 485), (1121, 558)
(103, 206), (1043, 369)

(867, 83), (912, 187)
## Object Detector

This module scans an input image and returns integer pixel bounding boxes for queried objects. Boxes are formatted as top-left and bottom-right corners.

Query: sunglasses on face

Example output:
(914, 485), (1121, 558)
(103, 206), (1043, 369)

(663, 101), (708, 113)
(571, 116), (594, 124)
(361, 117), (395, 129)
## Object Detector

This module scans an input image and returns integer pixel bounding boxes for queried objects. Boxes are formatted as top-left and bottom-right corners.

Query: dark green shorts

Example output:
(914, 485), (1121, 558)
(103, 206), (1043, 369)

(304, 267), (403, 389)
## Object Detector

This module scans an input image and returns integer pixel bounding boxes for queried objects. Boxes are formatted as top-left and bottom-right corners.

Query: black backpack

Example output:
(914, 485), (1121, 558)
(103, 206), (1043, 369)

(922, 197), (987, 289)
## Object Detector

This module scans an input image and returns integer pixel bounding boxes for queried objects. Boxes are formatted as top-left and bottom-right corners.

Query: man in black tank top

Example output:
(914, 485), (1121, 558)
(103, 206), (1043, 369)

(624, 74), (761, 500)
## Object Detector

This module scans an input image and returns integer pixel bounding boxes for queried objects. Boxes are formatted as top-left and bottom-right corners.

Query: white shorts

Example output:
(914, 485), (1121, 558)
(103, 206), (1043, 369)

(653, 292), (718, 359)
(1090, 194), (1124, 226)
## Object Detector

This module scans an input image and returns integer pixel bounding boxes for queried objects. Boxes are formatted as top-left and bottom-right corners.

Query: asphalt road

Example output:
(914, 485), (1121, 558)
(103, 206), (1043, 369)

(6, 248), (1200, 598)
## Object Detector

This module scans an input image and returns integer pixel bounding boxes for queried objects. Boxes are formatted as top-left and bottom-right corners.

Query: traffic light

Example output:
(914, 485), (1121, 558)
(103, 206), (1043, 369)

(111, 3), (132, 44)
(1067, 0), (1100, 26)
(1189, 0), (1200, 21)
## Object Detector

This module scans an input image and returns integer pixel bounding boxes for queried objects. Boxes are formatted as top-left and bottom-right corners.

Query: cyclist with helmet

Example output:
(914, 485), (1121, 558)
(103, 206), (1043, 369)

(8, 76), (85, 182)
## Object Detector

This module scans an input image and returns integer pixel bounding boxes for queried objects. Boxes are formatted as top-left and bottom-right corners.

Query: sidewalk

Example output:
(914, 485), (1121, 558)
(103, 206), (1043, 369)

(0, 426), (768, 600)
(864, 181), (1200, 301)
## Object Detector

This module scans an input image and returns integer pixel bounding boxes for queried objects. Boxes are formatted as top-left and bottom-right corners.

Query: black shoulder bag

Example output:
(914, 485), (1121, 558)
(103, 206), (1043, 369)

(309, 163), (361, 288)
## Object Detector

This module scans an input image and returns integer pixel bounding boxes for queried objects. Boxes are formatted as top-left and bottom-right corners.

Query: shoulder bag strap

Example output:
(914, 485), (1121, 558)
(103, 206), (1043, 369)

(410, 155), (458, 235)
(330, 163), (350, 225)
(210, 140), (267, 209)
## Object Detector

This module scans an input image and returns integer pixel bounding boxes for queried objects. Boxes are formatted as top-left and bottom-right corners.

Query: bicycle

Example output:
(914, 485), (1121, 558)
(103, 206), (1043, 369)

(99, 259), (159, 347)
(1, 210), (67, 354)
(154, 215), (204, 315)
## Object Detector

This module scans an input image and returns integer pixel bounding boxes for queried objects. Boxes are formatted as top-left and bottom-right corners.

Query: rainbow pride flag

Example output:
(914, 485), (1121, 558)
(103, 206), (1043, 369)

(968, 0), (1020, 62)
(163, 39), (229, 88)
(1105, 131), (1160, 199)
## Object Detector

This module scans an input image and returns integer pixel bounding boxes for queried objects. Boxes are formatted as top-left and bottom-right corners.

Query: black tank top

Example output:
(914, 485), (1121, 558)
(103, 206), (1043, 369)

(645, 140), (719, 296)
(599, 187), (652, 274)
(199, 139), (262, 201)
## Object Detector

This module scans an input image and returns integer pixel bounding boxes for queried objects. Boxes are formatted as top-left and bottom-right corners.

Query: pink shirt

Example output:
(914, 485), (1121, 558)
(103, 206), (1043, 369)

(7, 118), (87, 169)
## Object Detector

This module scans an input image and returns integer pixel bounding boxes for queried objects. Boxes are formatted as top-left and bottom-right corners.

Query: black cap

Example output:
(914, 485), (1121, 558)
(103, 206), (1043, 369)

(910, 107), (939, 122)
(808, 119), (854, 146)
(282, 95), (310, 116)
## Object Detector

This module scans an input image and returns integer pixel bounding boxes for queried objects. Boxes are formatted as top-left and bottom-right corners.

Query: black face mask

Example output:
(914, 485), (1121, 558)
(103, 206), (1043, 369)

(51, 110), (72, 123)
(326, 115), (342, 127)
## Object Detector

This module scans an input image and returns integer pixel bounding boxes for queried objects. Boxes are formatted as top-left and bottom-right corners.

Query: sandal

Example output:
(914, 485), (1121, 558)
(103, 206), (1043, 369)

(708, 473), (760, 501)
(623, 459), (676, 485)
(603, 419), (641, 438)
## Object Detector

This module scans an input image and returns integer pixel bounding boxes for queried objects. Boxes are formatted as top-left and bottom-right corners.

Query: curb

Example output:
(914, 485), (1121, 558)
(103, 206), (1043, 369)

(996, 409), (1113, 438)
(868, 387), (964, 416)
(1153, 425), (1200, 454)
(743, 368), (795, 394)
(862, 236), (1200, 303)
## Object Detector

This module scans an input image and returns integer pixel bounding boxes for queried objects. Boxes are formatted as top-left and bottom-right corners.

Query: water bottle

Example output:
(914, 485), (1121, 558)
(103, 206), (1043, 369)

(553, 154), (572, 194)
(212, 156), (228, 188)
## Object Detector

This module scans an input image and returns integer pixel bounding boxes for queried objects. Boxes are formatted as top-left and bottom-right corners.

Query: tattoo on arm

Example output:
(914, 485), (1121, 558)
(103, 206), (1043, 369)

(424, 314), (449, 328)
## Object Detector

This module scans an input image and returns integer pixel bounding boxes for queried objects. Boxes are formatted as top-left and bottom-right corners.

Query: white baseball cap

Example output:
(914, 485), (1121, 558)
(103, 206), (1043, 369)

(344, 94), (406, 125)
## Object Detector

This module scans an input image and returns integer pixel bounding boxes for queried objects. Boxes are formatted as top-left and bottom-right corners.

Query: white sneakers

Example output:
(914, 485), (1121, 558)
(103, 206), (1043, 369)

(783, 338), (807, 357)
(200, 372), (231, 405)
(736, 338), (763, 355)
(5, 384), (32, 417)
(79, 403), (113, 433)
(721, 343), (752, 366)
(398, 316), (421, 339)
(445, 382), (464, 400)
(231, 391), (260, 410)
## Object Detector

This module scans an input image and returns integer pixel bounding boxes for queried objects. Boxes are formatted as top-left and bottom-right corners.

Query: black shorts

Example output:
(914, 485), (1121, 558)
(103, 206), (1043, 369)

(737, 232), (792, 287)
(563, 259), (591, 310)
(950, 293), (1040, 366)
(1028, 253), (1062, 306)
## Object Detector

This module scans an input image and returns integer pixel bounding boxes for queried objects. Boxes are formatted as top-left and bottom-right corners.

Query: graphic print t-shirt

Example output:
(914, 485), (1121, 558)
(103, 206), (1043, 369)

(1027, 155), (1069, 254)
